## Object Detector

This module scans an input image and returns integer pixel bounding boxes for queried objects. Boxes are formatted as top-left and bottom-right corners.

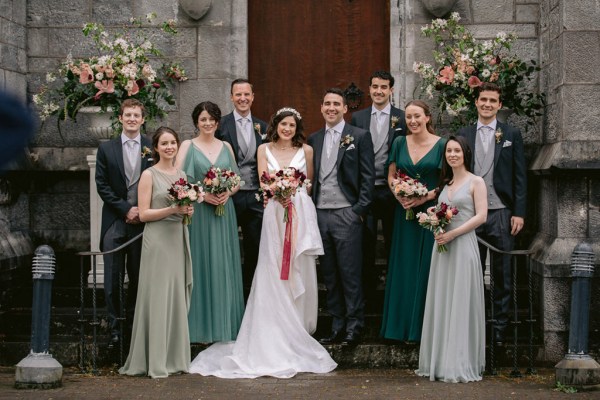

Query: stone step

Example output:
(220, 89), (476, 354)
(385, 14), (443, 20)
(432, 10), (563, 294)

(0, 337), (544, 370)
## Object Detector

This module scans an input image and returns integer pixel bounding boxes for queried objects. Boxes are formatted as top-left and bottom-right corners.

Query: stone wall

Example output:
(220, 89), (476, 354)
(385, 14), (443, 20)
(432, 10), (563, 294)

(0, 0), (27, 100)
(529, 0), (600, 363)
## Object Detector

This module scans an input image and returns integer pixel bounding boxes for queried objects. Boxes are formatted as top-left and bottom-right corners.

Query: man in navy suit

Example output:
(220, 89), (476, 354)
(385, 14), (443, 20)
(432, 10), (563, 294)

(308, 88), (375, 346)
(95, 99), (153, 347)
(216, 79), (268, 295)
(350, 71), (406, 297)
(457, 82), (527, 344)
(0, 91), (35, 170)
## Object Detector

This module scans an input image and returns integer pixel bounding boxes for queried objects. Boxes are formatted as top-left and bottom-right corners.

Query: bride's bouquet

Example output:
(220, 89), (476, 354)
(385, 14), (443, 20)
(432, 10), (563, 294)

(391, 170), (429, 220)
(202, 166), (243, 216)
(416, 202), (459, 253)
(257, 167), (311, 223)
(167, 178), (205, 225)
(257, 167), (310, 281)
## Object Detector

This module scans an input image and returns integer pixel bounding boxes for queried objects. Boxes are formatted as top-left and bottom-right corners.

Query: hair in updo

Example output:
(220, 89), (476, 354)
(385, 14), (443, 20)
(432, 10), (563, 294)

(265, 107), (304, 148)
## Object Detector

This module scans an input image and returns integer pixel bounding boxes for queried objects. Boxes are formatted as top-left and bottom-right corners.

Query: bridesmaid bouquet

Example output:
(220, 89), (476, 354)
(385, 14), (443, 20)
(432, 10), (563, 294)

(167, 178), (205, 225)
(416, 202), (459, 253)
(256, 167), (311, 223)
(391, 170), (429, 220)
(202, 166), (243, 216)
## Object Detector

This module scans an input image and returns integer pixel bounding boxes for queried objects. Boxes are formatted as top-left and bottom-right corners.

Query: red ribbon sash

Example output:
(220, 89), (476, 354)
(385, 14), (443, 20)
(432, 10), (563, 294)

(280, 203), (293, 280)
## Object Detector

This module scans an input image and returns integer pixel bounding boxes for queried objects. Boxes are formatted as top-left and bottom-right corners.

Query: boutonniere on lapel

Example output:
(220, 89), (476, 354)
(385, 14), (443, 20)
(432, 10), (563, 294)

(253, 122), (265, 139)
(495, 128), (503, 144)
(391, 116), (401, 130)
(141, 146), (152, 158)
(339, 134), (354, 149)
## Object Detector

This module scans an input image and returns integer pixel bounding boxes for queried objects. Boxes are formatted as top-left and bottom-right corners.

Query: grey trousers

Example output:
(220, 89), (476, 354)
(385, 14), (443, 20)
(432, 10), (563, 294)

(317, 207), (365, 334)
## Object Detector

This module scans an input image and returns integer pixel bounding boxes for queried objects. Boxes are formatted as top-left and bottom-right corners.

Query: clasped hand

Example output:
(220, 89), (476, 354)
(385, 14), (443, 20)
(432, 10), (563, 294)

(204, 192), (230, 206)
(434, 230), (454, 246)
(175, 205), (194, 216)
(398, 195), (427, 209)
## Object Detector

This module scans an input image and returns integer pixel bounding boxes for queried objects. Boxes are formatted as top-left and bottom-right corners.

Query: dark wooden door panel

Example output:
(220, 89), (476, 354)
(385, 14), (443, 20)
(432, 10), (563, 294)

(249, 0), (389, 134)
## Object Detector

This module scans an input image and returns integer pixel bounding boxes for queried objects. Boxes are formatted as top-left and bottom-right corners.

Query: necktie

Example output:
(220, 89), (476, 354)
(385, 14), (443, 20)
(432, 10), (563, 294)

(240, 118), (250, 145)
(124, 140), (137, 181)
(479, 126), (492, 154)
(326, 129), (336, 158)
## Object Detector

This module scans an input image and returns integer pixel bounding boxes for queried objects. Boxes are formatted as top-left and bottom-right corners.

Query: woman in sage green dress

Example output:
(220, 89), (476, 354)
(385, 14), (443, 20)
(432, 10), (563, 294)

(120, 127), (194, 378)
(416, 136), (487, 382)
(175, 101), (244, 343)
(380, 100), (445, 342)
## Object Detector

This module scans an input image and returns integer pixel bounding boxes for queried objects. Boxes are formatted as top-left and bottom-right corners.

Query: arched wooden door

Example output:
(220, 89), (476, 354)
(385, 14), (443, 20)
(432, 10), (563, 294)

(249, 0), (390, 134)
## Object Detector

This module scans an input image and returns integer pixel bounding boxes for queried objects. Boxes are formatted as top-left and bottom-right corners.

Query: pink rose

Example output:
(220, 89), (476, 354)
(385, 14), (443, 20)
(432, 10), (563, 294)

(79, 63), (94, 84)
(468, 75), (482, 88)
(437, 66), (455, 85)
(125, 79), (139, 96)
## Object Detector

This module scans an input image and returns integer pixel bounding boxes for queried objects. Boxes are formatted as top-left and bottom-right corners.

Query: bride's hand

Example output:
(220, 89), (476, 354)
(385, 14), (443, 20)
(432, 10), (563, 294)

(277, 197), (292, 208)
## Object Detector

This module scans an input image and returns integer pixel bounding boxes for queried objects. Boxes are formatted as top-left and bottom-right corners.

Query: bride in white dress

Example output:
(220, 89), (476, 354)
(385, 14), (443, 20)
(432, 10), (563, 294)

(189, 107), (337, 379)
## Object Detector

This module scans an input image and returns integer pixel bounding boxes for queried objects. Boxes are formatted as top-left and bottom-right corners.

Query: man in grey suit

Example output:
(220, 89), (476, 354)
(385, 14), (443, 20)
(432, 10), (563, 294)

(216, 78), (268, 295)
(308, 88), (375, 346)
(457, 82), (527, 344)
(350, 71), (406, 297)
(95, 98), (153, 347)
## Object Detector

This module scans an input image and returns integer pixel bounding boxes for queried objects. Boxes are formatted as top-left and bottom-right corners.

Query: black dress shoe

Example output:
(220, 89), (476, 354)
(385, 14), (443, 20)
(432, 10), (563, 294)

(107, 334), (120, 349)
(319, 330), (342, 345)
(341, 332), (361, 346)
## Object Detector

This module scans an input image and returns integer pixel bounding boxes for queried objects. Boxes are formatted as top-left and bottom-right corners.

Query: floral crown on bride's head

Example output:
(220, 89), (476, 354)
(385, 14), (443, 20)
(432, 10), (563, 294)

(276, 107), (302, 120)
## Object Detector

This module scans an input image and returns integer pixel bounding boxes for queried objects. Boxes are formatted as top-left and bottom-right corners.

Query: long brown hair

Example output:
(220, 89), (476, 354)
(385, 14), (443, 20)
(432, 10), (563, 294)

(437, 136), (473, 198)
(405, 100), (435, 134)
(265, 107), (305, 147)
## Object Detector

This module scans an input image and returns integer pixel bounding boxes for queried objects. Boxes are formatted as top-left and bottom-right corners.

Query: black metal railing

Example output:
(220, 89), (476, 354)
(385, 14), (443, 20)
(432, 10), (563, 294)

(477, 237), (536, 376)
(77, 233), (143, 374)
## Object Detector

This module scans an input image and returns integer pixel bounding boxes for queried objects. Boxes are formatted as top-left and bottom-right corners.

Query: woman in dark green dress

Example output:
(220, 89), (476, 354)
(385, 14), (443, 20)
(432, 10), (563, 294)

(380, 100), (446, 342)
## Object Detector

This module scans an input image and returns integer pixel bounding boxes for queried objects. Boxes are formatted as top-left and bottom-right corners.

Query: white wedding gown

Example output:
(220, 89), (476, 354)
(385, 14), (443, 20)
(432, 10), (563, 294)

(189, 146), (337, 378)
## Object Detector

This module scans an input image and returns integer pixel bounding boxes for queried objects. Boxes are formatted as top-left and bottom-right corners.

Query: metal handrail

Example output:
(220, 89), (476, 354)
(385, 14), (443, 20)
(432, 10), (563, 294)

(477, 237), (537, 376)
(78, 232), (143, 373)
(77, 232), (143, 256)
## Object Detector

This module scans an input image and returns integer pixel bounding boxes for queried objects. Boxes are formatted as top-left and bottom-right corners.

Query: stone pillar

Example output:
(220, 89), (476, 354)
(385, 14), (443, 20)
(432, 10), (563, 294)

(87, 154), (104, 285)
(530, 0), (600, 363)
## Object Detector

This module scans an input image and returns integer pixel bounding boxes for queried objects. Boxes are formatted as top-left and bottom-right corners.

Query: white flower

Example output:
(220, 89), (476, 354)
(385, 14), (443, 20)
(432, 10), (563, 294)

(45, 72), (56, 83)
(450, 12), (461, 22)
(481, 69), (491, 78)
(95, 72), (104, 80)
(496, 32), (508, 41)
(97, 55), (110, 66)
(32, 94), (42, 105)
(140, 40), (152, 50)
(113, 38), (129, 50)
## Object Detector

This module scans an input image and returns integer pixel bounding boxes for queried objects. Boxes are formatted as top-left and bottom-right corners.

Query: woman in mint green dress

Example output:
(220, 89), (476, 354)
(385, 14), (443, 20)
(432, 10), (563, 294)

(380, 100), (445, 342)
(176, 101), (244, 343)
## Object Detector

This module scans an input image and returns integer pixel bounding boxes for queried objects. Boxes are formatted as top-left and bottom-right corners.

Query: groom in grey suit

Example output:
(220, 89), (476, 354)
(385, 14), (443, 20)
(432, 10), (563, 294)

(95, 98), (152, 347)
(308, 88), (375, 346)
(216, 78), (268, 295)
(457, 82), (527, 344)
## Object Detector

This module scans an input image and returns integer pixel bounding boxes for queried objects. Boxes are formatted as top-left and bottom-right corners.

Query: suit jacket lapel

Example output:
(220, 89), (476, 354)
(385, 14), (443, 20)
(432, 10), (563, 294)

(493, 122), (504, 166)
(313, 129), (325, 177)
(225, 116), (240, 156)
(467, 125), (477, 171)
(111, 138), (127, 183)
(387, 107), (402, 148)
(336, 125), (351, 166)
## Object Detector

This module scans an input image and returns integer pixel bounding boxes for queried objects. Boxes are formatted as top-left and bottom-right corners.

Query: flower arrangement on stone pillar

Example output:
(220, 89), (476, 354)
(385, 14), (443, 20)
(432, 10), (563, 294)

(413, 12), (545, 130)
(33, 13), (188, 135)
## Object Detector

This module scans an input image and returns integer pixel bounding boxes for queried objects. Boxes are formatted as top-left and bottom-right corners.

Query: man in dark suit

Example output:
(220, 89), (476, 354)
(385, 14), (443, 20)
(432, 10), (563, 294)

(95, 98), (153, 348)
(216, 78), (268, 294)
(457, 82), (527, 344)
(350, 71), (406, 298)
(308, 88), (375, 346)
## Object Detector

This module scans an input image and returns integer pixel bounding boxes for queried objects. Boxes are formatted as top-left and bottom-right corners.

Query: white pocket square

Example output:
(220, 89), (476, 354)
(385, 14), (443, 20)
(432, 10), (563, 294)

(502, 140), (512, 148)
(346, 144), (356, 151)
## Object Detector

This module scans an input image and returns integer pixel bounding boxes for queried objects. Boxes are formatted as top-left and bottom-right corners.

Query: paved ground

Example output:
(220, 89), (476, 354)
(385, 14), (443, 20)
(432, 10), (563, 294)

(0, 366), (597, 399)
